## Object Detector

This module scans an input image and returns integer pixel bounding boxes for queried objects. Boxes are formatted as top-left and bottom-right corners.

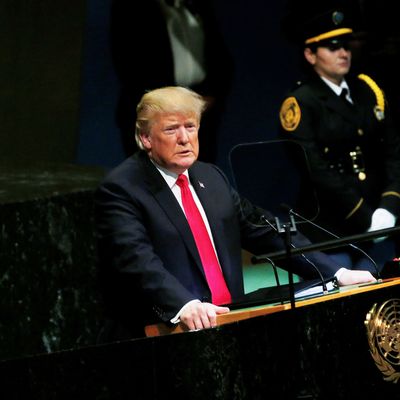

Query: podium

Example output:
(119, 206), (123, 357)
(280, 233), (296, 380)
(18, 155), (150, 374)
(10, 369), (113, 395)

(1, 278), (400, 399)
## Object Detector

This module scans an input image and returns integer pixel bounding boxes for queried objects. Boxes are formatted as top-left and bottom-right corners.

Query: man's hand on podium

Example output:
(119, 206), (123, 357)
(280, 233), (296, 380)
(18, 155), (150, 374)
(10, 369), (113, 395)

(337, 269), (377, 286)
(180, 302), (230, 331)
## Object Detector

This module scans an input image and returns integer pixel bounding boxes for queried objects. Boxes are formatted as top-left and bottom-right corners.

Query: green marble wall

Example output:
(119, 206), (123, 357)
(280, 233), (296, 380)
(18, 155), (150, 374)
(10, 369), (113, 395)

(0, 164), (105, 360)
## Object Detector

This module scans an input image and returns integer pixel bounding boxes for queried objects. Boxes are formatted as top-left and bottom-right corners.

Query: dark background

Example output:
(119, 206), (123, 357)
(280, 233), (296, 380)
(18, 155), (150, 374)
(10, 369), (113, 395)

(2, 0), (399, 178)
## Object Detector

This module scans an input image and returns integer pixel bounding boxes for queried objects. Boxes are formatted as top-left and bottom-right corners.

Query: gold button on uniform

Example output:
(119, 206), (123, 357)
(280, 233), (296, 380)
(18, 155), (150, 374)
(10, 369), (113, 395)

(358, 172), (366, 180)
(357, 128), (364, 136)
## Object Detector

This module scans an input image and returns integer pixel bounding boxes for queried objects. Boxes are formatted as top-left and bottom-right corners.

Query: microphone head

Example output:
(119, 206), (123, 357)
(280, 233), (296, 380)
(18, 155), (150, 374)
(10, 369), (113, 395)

(280, 203), (293, 213)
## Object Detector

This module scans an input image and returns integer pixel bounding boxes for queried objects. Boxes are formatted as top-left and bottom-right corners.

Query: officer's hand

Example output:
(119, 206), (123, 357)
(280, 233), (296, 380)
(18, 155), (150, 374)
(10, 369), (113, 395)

(179, 302), (230, 331)
(337, 269), (376, 286)
(368, 208), (396, 243)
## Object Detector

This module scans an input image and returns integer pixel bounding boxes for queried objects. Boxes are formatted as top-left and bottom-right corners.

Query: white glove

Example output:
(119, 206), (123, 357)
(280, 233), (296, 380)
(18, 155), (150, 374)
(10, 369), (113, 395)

(336, 268), (376, 286)
(367, 208), (396, 243)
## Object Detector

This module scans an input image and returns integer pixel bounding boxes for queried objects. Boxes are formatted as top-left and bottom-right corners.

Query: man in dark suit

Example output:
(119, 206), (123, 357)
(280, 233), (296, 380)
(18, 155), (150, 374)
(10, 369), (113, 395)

(279, 7), (400, 270)
(95, 86), (375, 340)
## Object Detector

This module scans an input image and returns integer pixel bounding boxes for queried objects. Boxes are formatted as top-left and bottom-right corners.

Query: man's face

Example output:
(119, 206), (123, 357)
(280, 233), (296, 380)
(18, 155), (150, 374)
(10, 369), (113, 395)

(140, 112), (200, 174)
(305, 44), (352, 85)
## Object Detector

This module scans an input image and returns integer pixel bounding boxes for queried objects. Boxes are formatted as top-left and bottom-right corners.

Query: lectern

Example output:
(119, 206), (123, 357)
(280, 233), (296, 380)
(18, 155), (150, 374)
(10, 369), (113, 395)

(1, 278), (400, 399)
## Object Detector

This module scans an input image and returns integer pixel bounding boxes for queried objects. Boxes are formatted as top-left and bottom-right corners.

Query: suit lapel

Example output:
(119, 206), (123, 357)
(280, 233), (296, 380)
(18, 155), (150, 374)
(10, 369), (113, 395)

(188, 166), (218, 235)
(139, 154), (205, 274)
(311, 78), (357, 121)
(348, 78), (369, 127)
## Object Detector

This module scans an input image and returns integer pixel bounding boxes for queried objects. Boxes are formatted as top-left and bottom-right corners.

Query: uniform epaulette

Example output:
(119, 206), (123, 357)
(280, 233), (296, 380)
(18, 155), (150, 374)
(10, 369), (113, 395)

(358, 74), (385, 121)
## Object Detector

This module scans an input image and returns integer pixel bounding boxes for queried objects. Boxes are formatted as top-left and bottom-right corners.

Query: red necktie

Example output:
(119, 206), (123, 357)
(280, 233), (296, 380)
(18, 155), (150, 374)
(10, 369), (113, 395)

(176, 174), (231, 305)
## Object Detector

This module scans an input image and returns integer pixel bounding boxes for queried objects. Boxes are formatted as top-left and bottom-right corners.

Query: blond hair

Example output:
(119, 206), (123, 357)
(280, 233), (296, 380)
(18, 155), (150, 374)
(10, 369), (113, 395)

(135, 86), (207, 150)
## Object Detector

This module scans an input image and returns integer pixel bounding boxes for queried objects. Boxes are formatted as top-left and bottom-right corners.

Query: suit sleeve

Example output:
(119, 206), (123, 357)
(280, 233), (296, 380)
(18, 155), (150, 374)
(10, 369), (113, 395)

(95, 180), (198, 324)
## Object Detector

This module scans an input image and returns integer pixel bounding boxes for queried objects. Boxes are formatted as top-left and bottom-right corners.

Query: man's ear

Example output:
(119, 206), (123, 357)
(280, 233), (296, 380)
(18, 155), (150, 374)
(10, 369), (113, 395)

(140, 132), (152, 150)
(304, 47), (316, 65)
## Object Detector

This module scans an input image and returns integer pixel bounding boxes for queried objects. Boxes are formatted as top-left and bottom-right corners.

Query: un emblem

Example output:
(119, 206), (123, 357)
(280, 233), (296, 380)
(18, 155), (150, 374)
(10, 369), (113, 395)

(365, 299), (400, 383)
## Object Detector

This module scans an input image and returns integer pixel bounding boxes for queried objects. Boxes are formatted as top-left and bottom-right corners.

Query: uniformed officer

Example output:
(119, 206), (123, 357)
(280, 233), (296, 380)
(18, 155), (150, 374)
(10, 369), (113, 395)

(278, 8), (400, 270)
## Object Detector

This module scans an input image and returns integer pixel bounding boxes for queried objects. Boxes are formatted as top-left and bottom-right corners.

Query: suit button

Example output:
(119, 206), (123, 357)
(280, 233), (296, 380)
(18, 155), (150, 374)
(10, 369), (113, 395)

(357, 128), (364, 136)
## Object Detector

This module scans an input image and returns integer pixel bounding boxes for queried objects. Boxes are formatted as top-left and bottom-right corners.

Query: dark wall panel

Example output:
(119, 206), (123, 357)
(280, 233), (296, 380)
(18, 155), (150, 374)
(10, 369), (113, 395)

(0, 0), (86, 163)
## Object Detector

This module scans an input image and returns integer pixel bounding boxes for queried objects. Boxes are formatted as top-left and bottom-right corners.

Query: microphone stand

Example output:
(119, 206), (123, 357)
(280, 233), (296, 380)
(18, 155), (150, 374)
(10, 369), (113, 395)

(260, 214), (329, 305)
(275, 215), (297, 309)
(287, 208), (382, 280)
(253, 225), (400, 262)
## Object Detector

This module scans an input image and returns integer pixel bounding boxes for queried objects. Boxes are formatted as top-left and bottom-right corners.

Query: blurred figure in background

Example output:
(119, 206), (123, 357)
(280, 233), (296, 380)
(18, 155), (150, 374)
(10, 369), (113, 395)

(110, 0), (233, 163)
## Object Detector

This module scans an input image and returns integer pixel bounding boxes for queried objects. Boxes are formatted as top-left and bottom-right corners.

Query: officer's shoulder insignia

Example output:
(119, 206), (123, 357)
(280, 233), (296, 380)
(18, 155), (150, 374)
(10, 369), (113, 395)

(280, 96), (301, 132)
(358, 74), (385, 121)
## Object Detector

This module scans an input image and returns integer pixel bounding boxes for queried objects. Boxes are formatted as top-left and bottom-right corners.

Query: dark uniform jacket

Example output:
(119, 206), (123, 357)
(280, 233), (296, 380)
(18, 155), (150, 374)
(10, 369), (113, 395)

(94, 151), (340, 339)
(279, 72), (400, 240)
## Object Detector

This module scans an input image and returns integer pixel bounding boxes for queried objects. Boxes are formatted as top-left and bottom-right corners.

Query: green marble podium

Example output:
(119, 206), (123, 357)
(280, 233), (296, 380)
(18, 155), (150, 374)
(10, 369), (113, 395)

(1, 279), (400, 399)
(0, 163), (105, 360)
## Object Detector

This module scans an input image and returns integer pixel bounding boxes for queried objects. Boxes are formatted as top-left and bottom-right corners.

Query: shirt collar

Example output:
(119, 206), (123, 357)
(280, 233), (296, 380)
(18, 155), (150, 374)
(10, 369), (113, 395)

(320, 76), (350, 96)
(150, 159), (189, 189)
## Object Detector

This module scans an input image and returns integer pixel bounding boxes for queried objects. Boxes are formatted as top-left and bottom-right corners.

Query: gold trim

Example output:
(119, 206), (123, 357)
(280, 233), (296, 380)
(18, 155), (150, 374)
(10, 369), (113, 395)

(382, 191), (400, 199)
(345, 198), (364, 219)
(358, 74), (385, 120)
(305, 28), (353, 45)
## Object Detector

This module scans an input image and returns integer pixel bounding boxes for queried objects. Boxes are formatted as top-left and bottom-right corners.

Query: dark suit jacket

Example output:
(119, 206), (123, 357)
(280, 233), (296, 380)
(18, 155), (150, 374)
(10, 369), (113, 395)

(95, 151), (340, 338)
(279, 73), (400, 240)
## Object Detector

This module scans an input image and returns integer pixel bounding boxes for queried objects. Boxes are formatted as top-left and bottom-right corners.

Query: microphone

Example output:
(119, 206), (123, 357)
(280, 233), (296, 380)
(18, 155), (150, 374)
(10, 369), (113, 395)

(281, 204), (382, 281)
(258, 215), (329, 294)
